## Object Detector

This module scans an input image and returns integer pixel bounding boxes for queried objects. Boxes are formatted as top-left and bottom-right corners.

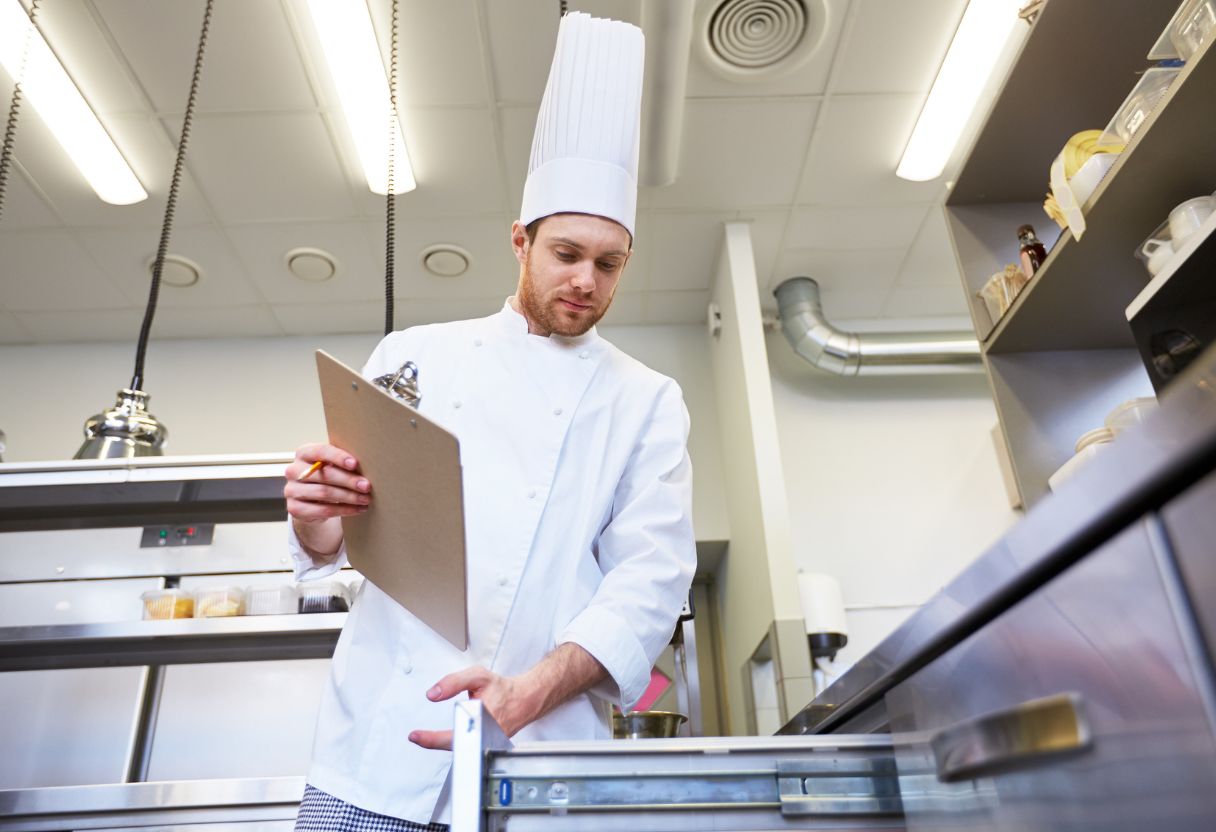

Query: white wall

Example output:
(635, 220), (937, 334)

(0, 324), (728, 542)
(766, 329), (1021, 676)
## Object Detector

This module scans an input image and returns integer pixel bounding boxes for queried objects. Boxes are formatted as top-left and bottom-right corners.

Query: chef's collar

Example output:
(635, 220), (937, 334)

(497, 298), (600, 347)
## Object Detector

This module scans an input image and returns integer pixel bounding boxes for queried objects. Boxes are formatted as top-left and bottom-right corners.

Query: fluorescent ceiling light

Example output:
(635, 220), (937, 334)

(896, 0), (1023, 182)
(0, 0), (146, 205)
(304, 0), (416, 195)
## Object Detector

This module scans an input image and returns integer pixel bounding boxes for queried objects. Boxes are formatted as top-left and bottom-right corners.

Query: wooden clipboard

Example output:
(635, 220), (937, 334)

(315, 350), (468, 650)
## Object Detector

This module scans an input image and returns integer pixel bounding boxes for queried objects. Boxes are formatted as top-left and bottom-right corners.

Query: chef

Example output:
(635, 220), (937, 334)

(283, 12), (696, 832)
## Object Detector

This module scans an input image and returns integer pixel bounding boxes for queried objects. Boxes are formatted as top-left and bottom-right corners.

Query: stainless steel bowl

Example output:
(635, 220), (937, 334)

(612, 710), (688, 739)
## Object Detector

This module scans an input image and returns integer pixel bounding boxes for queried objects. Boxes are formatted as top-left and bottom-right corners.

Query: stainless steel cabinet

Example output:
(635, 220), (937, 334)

(885, 519), (1216, 831)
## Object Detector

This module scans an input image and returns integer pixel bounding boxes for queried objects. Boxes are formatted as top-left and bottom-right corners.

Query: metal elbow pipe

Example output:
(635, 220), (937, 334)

(773, 277), (982, 376)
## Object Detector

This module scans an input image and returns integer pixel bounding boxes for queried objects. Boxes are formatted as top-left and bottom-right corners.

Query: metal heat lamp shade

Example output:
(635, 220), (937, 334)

(74, 388), (167, 460)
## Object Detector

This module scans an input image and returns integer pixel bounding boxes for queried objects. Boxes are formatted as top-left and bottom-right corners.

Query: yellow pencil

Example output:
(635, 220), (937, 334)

(297, 460), (325, 481)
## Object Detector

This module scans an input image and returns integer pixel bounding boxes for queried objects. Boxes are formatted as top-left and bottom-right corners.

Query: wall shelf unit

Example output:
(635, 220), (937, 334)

(943, 0), (1216, 508)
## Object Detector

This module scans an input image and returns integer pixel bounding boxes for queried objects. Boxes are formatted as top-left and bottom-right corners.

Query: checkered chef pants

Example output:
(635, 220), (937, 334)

(294, 784), (449, 832)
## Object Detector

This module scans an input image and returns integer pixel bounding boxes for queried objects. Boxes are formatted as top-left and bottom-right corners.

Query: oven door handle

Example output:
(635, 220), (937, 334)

(930, 692), (1093, 783)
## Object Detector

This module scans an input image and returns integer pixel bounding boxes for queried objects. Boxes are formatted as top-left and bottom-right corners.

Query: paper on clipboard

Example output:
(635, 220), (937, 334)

(315, 350), (468, 650)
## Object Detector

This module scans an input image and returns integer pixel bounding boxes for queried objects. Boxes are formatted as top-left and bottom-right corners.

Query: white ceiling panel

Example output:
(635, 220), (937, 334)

(832, 0), (966, 94)
(0, 312), (33, 344)
(498, 105), (537, 210)
(348, 108), (510, 219)
(650, 98), (820, 211)
(684, 0), (850, 98)
(271, 300), (385, 336)
(798, 95), (946, 206)
(644, 211), (787, 292)
(14, 307), (144, 343)
(96, 0), (316, 114)
(375, 215), (520, 300)
(882, 284), (967, 318)
(600, 292), (648, 326)
(75, 225), (261, 307)
(0, 230), (128, 311)
(364, 0), (491, 108)
(26, 0), (150, 115)
(772, 247), (905, 294)
(150, 304), (283, 338)
(181, 113), (355, 222)
(1, 168), (62, 229)
(786, 203), (928, 250)
(895, 206), (960, 287)
(226, 221), (385, 304)
(645, 290), (711, 325)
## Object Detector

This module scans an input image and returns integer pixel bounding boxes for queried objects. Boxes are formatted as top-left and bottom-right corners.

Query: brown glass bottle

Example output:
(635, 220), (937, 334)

(1018, 224), (1047, 279)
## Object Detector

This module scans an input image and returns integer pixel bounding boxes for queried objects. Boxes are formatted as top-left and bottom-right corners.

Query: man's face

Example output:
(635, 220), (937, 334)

(512, 213), (632, 337)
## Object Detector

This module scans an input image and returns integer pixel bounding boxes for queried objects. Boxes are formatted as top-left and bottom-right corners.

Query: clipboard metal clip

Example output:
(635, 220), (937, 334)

(373, 361), (421, 409)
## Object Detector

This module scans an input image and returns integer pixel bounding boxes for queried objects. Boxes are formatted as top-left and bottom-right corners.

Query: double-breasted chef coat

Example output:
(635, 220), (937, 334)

(288, 300), (697, 824)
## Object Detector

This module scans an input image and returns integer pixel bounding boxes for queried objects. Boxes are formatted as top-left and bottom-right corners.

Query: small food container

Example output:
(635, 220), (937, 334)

(244, 585), (300, 616)
(1048, 428), (1115, 493)
(193, 586), (245, 618)
(141, 589), (194, 620)
(298, 582), (351, 614)
(1105, 397), (1158, 436)
(1100, 67), (1180, 146)
(1169, 0), (1216, 60)
(1135, 219), (1175, 277)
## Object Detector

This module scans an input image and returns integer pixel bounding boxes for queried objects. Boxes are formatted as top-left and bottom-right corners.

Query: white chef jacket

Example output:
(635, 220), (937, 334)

(288, 300), (696, 824)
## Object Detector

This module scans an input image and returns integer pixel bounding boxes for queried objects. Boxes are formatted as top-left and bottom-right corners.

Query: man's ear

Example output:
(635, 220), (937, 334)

(510, 220), (529, 266)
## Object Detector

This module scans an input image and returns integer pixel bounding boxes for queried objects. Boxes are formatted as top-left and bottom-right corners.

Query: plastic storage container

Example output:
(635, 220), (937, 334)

(1100, 67), (1181, 146)
(1048, 428), (1115, 492)
(141, 589), (194, 620)
(1105, 397), (1159, 436)
(193, 586), (245, 618)
(244, 585), (300, 616)
(298, 582), (351, 614)
(1170, 0), (1216, 60)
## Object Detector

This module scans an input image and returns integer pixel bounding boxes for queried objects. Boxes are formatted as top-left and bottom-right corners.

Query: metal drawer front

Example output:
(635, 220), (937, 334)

(885, 519), (1216, 831)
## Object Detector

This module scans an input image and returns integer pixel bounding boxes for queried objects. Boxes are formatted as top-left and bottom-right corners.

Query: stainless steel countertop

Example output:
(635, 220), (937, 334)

(785, 347), (1216, 734)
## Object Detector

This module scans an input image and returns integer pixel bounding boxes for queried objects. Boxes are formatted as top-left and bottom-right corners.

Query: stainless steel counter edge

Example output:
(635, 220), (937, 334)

(0, 613), (347, 671)
(0, 777), (304, 830)
(785, 349), (1216, 734)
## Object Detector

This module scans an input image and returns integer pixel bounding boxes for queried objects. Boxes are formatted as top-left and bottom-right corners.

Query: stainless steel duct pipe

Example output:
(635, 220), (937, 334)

(773, 277), (982, 376)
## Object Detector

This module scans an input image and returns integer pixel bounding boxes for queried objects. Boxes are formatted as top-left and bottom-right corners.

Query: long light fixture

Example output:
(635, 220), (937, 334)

(895, 0), (1023, 182)
(303, 0), (416, 195)
(0, 0), (146, 204)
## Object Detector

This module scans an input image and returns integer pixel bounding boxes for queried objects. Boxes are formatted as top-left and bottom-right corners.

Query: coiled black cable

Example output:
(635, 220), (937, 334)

(0, 0), (43, 225)
(384, 0), (399, 337)
(560, 0), (568, 17)
(130, 0), (214, 391)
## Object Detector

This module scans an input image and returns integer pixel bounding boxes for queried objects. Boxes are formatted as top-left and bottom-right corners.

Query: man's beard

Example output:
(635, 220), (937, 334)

(517, 256), (614, 337)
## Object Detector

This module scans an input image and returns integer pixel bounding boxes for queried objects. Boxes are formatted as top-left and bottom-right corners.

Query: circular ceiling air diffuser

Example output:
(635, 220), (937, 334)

(286, 248), (338, 282)
(420, 244), (471, 278)
(701, 0), (826, 80)
(146, 254), (201, 288)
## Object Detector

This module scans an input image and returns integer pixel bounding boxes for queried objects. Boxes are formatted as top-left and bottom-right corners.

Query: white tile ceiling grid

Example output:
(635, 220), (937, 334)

(0, 0), (976, 344)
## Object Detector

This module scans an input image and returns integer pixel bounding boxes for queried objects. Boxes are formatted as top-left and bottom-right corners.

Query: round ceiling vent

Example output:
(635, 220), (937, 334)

(700, 0), (826, 80)
(420, 244), (471, 278)
(286, 247), (338, 282)
(146, 254), (201, 288)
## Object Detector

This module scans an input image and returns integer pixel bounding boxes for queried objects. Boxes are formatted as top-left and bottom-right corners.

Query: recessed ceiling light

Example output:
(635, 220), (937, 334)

(286, 247), (338, 282)
(146, 254), (201, 288)
(420, 244), (471, 278)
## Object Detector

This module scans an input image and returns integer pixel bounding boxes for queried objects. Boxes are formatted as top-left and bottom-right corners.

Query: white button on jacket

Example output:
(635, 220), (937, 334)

(288, 302), (696, 825)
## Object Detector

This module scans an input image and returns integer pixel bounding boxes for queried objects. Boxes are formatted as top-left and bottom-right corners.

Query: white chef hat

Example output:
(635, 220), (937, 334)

(520, 12), (645, 239)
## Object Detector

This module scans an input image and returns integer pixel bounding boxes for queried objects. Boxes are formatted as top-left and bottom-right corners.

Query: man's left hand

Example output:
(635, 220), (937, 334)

(408, 665), (537, 751)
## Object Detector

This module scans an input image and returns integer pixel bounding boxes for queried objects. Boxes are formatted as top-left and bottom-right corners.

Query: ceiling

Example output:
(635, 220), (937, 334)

(0, 0), (973, 345)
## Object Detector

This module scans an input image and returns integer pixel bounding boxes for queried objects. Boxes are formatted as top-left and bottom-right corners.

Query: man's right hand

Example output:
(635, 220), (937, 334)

(284, 444), (372, 557)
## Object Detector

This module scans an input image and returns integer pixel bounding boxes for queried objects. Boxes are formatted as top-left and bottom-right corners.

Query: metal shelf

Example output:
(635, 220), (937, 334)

(0, 454), (292, 532)
(948, 0), (1179, 206)
(982, 34), (1216, 354)
(0, 613), (345, 672)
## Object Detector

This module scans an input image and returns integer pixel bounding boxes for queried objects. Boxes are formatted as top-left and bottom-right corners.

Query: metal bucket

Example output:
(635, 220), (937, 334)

(612, 710), (688, 739)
